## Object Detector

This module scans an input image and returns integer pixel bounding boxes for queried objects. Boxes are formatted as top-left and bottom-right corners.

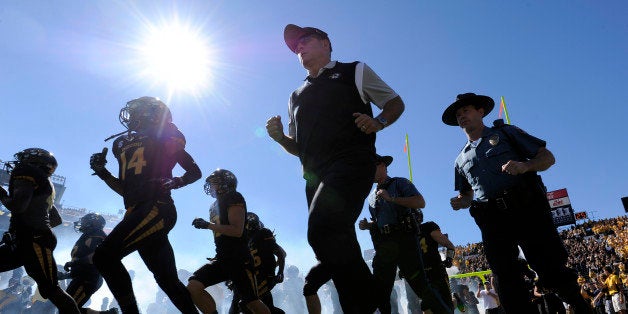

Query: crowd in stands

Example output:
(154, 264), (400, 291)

(454, 216), (628, 277)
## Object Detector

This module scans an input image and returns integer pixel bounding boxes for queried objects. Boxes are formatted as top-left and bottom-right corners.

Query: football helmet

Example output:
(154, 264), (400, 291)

(246, 212), (264, 232)
(14, 148), (57, 176)
(74, 213), (106, 233)
(204, 169), (237, 198)
(119, 96), (172, 132)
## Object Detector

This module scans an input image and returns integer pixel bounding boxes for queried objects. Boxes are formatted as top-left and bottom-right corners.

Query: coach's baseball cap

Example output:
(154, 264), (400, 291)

(284, 24), (331, 53)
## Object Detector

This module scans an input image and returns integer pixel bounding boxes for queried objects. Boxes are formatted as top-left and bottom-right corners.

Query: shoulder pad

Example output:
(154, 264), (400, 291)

(421, 221), (439, 233)
(12, 163), (46, 180)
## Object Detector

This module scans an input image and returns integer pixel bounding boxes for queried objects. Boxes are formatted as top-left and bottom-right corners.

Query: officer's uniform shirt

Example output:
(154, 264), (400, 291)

(8, 164), (55, 231)
(209, 191), (249, 261)
(454, 124), (546, 200)
(367, 176), (420, 231)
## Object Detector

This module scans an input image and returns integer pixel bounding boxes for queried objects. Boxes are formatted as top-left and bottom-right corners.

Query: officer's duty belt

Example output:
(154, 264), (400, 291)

(380, 224), (401, 235)
(379, 220), (417, 235)
(482, 184), (532, 210)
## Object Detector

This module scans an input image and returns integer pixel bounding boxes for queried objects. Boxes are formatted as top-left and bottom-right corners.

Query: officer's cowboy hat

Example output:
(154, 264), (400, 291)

(284, 24), (331, 54)
(442, 93), (495, 126)
(375, 154), (393, 167)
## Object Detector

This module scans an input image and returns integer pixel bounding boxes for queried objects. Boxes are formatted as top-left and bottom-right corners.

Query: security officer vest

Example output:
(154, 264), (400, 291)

(290, 61), (375, 173)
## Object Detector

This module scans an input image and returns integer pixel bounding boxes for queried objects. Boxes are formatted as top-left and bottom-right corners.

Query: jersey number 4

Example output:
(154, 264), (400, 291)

(120, 147), (147, 180)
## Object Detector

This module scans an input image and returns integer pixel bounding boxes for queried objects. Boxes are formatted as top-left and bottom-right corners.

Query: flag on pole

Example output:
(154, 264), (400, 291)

(405, 133), (413, 182)
(498, 101), (504, 118)
(500, 96), (511, 125)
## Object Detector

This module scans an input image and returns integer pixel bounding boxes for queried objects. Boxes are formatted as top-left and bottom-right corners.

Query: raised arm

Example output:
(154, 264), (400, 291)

(266, 115), (298, 156)
(90, 147), (123, 196)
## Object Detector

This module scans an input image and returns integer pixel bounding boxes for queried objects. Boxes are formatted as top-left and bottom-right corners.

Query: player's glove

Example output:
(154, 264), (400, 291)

(444, 257), (453, 268)
(444, 248), (455, 268)
(63, 261), (74, 272)
(225, 280), (234, 291)
(192, 218), (210, 229)
(1, 232), (16, 251)
(159, 177), (184, 192)
(90, 147), (108, 174)
(275, 273), (284, 284)
(57, 271), (72, 280)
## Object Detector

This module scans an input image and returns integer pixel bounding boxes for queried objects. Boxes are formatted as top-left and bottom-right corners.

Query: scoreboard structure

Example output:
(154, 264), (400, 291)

(546, 188), (576, 226)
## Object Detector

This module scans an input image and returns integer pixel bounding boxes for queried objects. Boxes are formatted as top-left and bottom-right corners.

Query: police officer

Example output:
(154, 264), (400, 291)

(443, 93), (592, 313)
(359, 154), (451, 314)
(266, 24), (405, 313)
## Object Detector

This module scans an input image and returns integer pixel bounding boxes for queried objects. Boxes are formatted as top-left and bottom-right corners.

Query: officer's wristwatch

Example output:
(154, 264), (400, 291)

(375, 116), (388, 128)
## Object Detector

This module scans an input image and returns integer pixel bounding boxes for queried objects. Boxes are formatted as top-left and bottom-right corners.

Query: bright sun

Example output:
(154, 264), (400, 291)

(138, 22), (216, 94)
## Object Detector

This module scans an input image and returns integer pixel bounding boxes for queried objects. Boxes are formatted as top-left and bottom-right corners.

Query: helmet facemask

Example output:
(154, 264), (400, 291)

(119, 96), (172, 133)
(204, 169), (237, 198)
(74, 213), (106, 233)
(246, 212), (264, 232)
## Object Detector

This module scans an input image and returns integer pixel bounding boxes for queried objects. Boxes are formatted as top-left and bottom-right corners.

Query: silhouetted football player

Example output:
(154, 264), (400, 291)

(90, 97), (201, 314)
(0, 148), (81, 313)
(188, 169), (270, 314)
(228, 212), (286, 314)
(61, 213), (118, 313)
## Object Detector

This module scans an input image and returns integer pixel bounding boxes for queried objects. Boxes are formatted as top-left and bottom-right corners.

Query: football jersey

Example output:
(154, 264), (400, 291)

(419, 221), (443, 269)
(249, 228), (278, 278)
(210, 191), (249, 260)
(69, 229), (106, 277)
(8, 164), (55, 230)
(112, 123), (185, 207)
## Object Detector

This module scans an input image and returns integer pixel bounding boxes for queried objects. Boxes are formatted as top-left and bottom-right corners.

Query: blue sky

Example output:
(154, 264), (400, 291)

(1, 0), (627, 310)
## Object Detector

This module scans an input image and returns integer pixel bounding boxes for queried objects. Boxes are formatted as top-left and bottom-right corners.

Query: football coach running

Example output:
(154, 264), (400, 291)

(266, 24), (404, 313)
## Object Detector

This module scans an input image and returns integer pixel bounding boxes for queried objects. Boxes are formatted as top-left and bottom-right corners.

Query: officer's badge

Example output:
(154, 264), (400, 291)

(329, 73), (341, 79)
(489, 134), (500, 146)
(118, 141), (124, 148)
